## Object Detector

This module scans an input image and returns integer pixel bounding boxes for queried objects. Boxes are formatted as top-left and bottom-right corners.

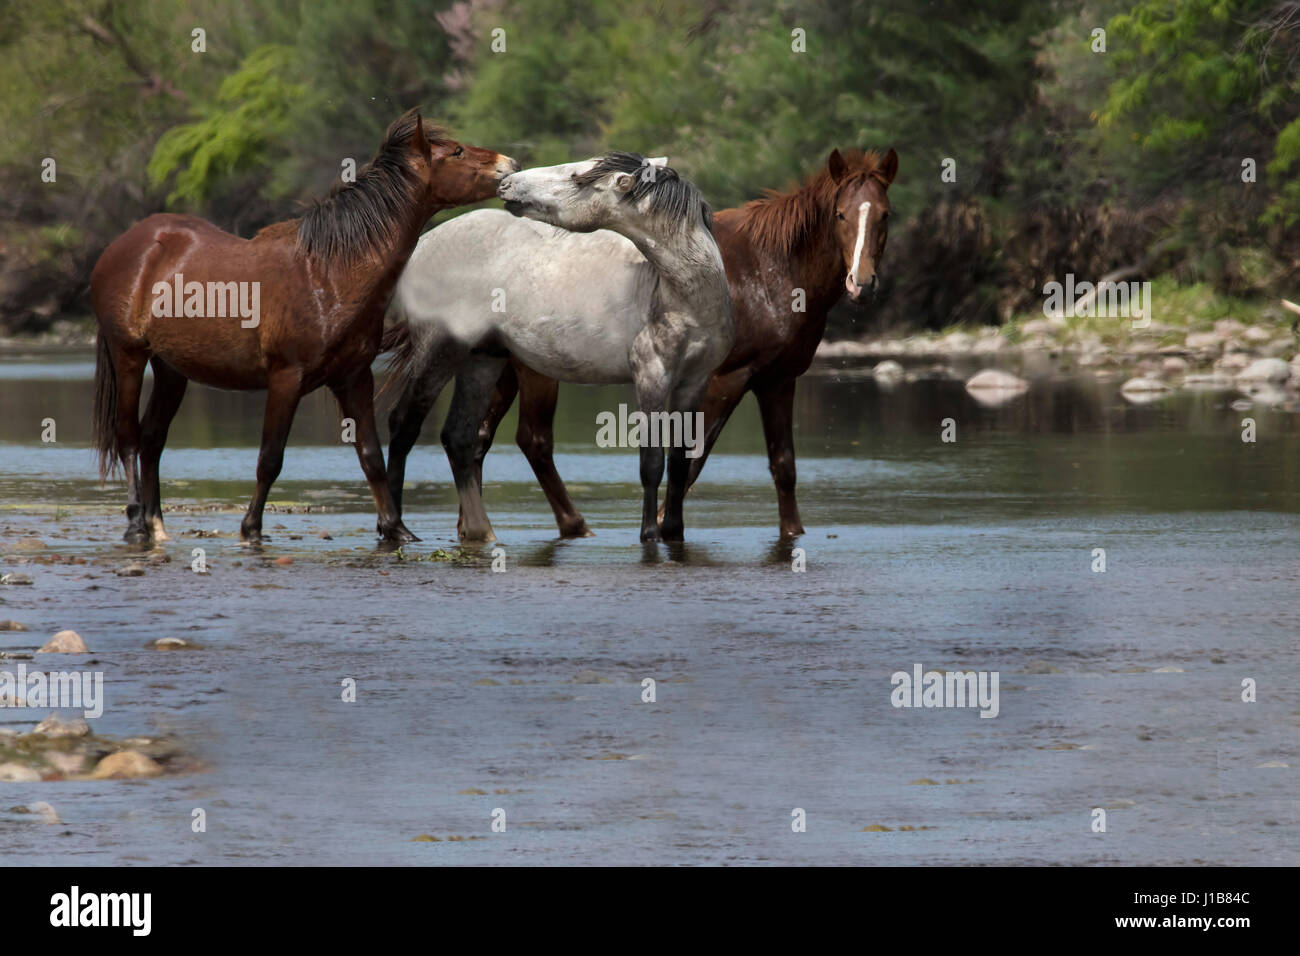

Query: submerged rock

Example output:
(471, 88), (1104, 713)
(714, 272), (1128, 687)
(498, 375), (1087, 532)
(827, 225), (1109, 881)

(32, 714), (90, 738)
(149, 637), (203, 651)
(965, 369), (1028, 392)
(0, 573), (34, 586)
(38, 630), (87, 654)
(90, 751), (164, 780)
(872, 360), (905, 382)
(0, 620), (28, 631)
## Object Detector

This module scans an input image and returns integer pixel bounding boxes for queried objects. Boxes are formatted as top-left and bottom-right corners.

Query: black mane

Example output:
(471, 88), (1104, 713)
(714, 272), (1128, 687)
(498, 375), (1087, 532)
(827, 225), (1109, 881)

(297, 109), (450, 263)
(573, 151), (712, 233)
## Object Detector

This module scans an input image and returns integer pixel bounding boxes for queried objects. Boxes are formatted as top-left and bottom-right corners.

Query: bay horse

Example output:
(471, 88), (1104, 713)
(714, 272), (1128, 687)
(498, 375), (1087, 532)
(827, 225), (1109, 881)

(89, 109), (517, 544)
(382, 152), (732, 543)
(468, 147), (897, 538)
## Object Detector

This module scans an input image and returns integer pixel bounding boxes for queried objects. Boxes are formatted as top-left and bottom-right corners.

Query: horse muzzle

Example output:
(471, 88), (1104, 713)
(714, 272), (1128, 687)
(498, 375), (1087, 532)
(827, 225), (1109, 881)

(846, 273), (878, 302)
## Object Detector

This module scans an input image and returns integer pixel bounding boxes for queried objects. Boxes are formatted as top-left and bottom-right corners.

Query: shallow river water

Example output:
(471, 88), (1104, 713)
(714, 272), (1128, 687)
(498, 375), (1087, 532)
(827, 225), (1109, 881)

(0, 348), (1296, 865)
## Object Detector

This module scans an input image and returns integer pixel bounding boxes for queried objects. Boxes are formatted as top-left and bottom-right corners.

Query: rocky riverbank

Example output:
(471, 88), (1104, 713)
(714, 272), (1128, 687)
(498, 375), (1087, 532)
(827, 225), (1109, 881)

(817, 311), (1300, 411)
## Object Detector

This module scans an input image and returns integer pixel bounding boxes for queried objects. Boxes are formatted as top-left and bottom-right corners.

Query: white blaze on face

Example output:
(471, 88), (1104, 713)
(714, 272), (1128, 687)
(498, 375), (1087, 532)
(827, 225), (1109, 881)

(849, 200), (872, 290)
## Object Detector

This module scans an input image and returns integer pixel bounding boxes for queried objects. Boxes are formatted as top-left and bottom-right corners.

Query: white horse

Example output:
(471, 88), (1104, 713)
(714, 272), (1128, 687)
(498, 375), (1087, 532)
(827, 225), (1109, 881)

(384, 152), (734, 543)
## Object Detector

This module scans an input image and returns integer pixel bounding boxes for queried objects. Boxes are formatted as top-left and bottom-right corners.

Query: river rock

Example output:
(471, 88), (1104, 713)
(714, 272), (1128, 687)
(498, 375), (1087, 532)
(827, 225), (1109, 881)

(1242, 325), (1272, 343)
(972, 332), (1010, 354)
(1021, 318), (1061, 337)
(1236, 358), (1292, 384)
(1181, 372), (1236, 391)
(873, 360), (905, 382)
(0, 762), (41, 782)
(1184, 331), (1219, 350)
(1120, 377), (1170, 393)
(939, 331), (975, 353)
(1215, 352), (1251, 372)
(815, 340), (873, 360)
(115, 563), (146, 577)
(1214, 318), (1246, 338)
(32, 714), (90, 738)
(38, 630), (87, 653)
(90, 751), (164, 780)
(26, 801), (61, 824)
(150, 637), (203, 651)
(1239, 384), (1289, 406)
(0, 573), (34, 586)
(1161, 357), (1188, 374)
(965, 369), (1028, 392)
(0, 620), (28, 631)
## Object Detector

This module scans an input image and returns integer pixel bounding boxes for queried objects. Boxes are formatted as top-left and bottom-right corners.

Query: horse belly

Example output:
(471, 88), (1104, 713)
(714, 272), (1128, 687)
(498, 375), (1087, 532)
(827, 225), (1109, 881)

(145, 318), (269, 389)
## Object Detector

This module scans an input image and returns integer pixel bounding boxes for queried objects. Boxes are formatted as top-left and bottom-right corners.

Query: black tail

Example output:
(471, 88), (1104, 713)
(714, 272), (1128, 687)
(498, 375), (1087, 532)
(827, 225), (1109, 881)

(92, 331), (119, 479)
(377, 319), (416, 409)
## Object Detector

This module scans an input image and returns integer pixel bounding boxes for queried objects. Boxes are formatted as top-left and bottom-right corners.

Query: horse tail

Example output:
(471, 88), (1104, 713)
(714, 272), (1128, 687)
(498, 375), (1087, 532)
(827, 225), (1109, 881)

(377, 318), (416, 408)
(92, 330), (120, 480)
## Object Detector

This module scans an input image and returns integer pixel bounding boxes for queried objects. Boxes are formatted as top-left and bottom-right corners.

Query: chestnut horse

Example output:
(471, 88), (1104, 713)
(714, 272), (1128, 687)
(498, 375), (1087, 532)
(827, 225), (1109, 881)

(89, 109), (516, 544)
(469, 147), (897, 538)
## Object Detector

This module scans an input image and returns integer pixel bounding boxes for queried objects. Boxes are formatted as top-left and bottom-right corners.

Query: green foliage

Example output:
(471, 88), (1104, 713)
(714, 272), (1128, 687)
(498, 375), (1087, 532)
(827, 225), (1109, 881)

(148, 45), (305, 204)
(1101, 0), (1300, 224)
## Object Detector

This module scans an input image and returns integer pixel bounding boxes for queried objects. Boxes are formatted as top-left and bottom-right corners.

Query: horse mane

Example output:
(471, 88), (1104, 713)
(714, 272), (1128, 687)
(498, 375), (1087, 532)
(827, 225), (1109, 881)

(733, 150), (885, 254)
(574, 151), (713, 233)
(297, 109), (451, 263)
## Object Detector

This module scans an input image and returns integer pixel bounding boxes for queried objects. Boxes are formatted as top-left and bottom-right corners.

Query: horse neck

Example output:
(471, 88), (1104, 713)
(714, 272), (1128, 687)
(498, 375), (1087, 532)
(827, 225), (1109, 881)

(325, 196), (432, 315)
(621, 222), (728, 317)
(732, 180), (847, 314)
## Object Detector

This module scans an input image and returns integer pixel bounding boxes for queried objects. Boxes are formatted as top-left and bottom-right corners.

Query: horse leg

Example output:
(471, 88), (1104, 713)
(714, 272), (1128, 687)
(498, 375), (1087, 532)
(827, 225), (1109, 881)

(754, 377), (804, 537)
(385, 339), (460, 518)
(657, 366), (752, 525)
(331, 366), (417, 543)
(659, 379), (710, 543)
(138, 357), (188, 541)
(515, 365), (591, 538)
(442, 354), (508, 543)
(630, 369), (670, 543)
(112, 347), (150, 543)
(240, 369), (302, 544)
(459, 362), (518, 535)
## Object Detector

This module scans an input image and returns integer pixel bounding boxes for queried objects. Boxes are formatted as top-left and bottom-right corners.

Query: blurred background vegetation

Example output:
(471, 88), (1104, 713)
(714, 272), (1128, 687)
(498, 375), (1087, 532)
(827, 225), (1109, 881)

(1, 0), (1297, 338)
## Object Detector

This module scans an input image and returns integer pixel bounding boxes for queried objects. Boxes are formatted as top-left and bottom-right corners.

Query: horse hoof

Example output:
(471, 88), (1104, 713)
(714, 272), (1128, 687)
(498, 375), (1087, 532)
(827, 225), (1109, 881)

(558, 521), (594, 539)
(123, 529), (150, 545)
(383, 524), (420, 543)
(640, 528), (662, 544)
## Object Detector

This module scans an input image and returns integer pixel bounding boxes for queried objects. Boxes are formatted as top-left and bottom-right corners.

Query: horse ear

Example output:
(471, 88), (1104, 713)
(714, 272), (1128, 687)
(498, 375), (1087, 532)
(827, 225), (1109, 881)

(827, 149), (847, 182)
(410, 111), (430, 158)
(876, 147), (899, 186)
(613, 172), (636, 194)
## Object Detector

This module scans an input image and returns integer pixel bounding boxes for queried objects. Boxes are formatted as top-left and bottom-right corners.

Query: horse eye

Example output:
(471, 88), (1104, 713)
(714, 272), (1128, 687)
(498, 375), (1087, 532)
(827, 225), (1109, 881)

(836, 211), (845, 221)
(453, 146), (464, 157)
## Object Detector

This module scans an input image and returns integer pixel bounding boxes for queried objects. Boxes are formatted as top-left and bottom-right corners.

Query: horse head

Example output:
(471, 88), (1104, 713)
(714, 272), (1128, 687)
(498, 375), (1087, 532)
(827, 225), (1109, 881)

(498, 153), (711, 240)
(398, 109), (518, 210)
(826, 147), (898, 303)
